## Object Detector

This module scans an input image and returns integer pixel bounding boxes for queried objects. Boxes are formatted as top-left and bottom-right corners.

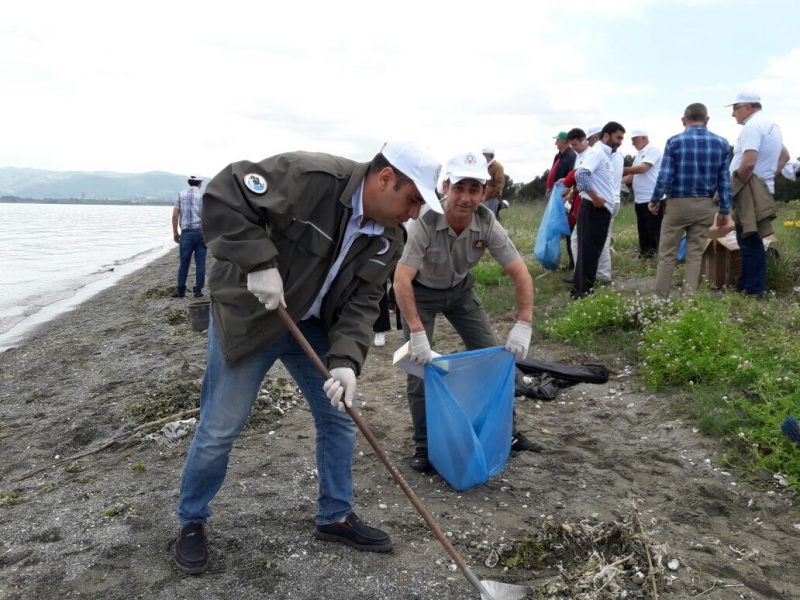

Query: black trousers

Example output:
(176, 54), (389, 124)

(635, 202), (663, 258)
(572, 201), (611, 298)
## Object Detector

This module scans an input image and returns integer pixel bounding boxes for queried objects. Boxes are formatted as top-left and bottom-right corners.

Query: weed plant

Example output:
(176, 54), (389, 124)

(490, 202), (800, 487)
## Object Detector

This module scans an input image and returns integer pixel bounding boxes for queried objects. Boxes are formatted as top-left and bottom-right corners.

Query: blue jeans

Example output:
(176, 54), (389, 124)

(176, 318), (356, 526)
(734, 223), (766, 295)
(177, 230), (207, 295)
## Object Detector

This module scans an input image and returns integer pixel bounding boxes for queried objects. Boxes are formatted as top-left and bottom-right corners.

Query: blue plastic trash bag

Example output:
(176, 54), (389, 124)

(677, 235), (687, 261)
(424, 347), (516, 491)
(534, 182), (571, 270)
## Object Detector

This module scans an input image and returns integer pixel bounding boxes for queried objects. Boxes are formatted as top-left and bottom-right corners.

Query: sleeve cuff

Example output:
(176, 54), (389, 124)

(327, 357), (360, 377)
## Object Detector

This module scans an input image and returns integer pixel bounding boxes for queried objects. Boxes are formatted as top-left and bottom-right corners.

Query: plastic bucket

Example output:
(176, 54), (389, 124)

(187, 300), (210, 332)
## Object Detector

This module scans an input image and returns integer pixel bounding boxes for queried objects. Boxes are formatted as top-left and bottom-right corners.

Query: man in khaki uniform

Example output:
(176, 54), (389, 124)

(394, 150), (539, 473)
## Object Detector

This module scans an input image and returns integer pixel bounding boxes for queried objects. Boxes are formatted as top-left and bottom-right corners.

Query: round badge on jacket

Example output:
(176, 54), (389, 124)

(376, 236), (390, 256)
(244, 173), (268, 195)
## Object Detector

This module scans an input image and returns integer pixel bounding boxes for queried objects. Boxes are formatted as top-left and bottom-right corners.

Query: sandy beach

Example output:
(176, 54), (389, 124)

(1, 249), (798, 599)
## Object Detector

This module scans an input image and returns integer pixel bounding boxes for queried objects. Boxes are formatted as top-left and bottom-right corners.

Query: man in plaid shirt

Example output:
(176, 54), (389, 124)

(171, 175), (207, 298)
(648, 103), (733, 299)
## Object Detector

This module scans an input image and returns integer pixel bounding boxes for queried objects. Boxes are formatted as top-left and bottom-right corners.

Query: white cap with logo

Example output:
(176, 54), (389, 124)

(481, 146), (495, 154)
(381, 141), (443, 214)
(725, 91), (760, 106)
(630, 129), (648, 138)
(445, 150), (491, 184)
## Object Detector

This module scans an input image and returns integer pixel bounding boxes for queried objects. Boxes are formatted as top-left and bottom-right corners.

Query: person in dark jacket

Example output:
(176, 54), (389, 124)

(173, 142), (442, 574)
(545, 132), (577, 199)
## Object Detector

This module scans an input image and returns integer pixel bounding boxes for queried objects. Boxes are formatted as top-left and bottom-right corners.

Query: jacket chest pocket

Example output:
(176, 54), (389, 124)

(278, 218), (334, 258)
(357, 257), (392, 283)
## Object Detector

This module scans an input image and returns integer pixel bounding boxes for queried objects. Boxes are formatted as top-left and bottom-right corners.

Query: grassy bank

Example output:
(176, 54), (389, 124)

(475, 201), (800, 488)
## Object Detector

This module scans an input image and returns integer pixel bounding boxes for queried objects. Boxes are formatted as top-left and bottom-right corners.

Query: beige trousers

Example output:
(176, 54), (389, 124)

(654, 197), (715, 298)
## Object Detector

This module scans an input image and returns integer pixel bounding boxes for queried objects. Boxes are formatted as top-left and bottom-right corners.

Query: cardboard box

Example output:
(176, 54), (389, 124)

(392, 341), (442, 379)
(701, 230), (779, 288)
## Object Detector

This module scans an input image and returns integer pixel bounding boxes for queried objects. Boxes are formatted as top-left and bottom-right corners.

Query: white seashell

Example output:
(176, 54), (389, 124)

(631, 571), (646, 585)
(668, 559), (680, 571)
(484, 549), (499, 568)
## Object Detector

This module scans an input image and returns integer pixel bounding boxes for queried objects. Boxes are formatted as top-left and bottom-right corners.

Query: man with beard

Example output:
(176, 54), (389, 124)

(572, 122), (625, 299)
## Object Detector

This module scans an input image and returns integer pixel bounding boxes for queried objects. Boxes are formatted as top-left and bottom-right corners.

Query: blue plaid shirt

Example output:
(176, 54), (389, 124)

(174, 186), (203, 230)
(650, 125), (733, 215)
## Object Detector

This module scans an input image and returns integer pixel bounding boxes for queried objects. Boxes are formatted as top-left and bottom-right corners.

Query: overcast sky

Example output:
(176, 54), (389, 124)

(2, 0), (798, 184)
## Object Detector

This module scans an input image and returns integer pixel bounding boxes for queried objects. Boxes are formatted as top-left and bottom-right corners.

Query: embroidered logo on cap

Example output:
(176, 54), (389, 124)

(376, 236), (391, 256)
(433, 167), (441, 187)
(244, 173), (268, 195)
(464, 155), (477, 167)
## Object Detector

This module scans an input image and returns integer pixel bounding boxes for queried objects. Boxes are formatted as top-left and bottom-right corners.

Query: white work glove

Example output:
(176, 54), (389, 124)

(409, 331), (432, 366)
(247, 268), (285, 310)
(324, 367), (357, 413)
(505, 321), (532, 361)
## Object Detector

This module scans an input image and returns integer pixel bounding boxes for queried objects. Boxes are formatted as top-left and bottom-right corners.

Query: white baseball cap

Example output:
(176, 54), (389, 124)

(445, 150), (491, 184)
(381, 141), (443, 214)
(481, 146), (495, 154)
(725, 91), (760, 106)
(586, 126), (602, 137)
(630, 129), (648, 138)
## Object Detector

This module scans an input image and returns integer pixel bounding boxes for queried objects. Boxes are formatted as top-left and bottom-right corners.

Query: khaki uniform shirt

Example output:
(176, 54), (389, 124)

(400, 201), (519, 289)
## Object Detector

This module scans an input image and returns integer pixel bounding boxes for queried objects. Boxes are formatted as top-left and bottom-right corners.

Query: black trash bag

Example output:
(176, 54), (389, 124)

(513, 358), (610, 401)
(514, 369), (561, 401)
(516, 357), (609, 384)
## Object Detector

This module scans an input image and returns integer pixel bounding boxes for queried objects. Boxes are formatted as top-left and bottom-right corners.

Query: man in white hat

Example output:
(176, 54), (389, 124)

(394, 149), (540, 473)
(727, 91), (790, 297)
(481, 146), (506, 218)
(171, 175), (207, 298)
(173, 142), (442, 573)
(623, 130), (663, 258)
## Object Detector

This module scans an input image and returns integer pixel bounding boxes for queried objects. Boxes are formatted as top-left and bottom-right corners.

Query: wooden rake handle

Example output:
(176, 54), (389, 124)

(275, 305), (490, 597)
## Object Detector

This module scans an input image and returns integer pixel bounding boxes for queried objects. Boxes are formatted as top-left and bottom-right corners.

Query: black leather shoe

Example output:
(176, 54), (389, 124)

(409, 447), (431, 472)
(174, 522), (209, 574)
(315, 512), (393, 552)
(171, 290), (185, 298)
(511, 433), (544, 453)
(562, 277), (574, 284)
(193, 292), (204, 298)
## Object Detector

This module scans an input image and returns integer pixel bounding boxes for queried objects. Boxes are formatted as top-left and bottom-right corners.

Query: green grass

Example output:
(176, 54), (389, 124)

(490, 202), (800, 488)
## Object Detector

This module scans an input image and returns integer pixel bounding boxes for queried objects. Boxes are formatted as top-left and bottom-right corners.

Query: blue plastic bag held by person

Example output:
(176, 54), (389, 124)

(534, 182), (571, 270)
(677, 234), (687, 261)
(424, 347), (516, 491)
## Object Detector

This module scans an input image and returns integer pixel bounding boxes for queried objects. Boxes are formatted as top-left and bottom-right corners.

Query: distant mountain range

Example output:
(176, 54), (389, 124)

(0, 167), (209, 203)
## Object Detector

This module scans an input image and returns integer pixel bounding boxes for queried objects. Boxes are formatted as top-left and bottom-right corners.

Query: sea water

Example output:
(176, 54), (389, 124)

(0, 203), (175, 350)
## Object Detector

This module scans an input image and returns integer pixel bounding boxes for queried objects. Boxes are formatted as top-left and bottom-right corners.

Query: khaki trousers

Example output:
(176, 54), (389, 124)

(654, 197), (715, 298)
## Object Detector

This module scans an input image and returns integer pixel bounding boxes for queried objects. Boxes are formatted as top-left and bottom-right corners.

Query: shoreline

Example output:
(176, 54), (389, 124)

(0, 243), (175, 352)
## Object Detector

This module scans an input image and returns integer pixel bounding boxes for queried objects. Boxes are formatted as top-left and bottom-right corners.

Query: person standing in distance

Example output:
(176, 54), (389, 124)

(481, 147), (506, 218)
(173, 142), (442, 574)
(572, 122), (625, 299)
(623, 130), (663, 259)
(171, 175), (207, 298)
(648, 103), (733, 298)
(727, 91), (790, 297)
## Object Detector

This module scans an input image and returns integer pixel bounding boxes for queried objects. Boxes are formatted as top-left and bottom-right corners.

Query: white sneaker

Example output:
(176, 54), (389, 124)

(373, 332), (386, 347)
